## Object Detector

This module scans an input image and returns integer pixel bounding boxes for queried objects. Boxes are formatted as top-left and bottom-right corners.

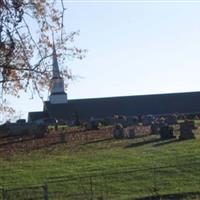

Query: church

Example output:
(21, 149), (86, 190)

(28, 46), (200, 124)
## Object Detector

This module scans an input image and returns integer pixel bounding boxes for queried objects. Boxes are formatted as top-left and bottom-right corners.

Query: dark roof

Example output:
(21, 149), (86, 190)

(43, 91), (200, 121)
(28, 111), (49, 122)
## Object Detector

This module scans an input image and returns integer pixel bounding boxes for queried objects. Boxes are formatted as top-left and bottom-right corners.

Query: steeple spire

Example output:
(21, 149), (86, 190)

(52, 42), (60, 78)
(49, 41), (68, 104)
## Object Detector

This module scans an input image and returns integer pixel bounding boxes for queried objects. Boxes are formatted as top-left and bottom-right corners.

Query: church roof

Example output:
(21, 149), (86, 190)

(44, 91), (200, 121)
(28, 111), (49, 122)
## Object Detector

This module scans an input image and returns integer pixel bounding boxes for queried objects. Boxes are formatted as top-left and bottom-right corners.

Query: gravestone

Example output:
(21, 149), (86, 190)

(113, 123), (124, 139)
(127, 128), (135, 139)
(159, 126), (175, 140)
(114, 116), (129, 128)
(151, 123), (160, 134)
(179, 121), (196, 140)
(90, 120), (99, 130)
(85, 119), (99, 130)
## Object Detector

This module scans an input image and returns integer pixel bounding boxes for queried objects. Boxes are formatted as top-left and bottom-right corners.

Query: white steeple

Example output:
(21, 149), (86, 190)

(52, 43), (61, 79)
(49, 43), (67, 104)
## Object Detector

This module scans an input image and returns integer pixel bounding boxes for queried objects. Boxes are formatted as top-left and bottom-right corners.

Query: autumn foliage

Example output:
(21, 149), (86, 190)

(0, 0), (86, 101)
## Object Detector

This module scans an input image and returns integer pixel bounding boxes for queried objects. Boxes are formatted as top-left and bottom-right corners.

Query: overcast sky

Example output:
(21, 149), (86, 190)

(3, 0), (200, 121)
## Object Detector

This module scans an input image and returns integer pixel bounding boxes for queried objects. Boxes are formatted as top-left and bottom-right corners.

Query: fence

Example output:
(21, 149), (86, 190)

(1, 162), (200, 200)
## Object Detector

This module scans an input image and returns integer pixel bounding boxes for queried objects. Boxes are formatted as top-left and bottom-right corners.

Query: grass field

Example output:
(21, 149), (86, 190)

(0, 131), (200, 199)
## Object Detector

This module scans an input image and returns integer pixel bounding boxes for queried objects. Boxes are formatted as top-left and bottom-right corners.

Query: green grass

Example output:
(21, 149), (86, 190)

(1, 134), (200, 199)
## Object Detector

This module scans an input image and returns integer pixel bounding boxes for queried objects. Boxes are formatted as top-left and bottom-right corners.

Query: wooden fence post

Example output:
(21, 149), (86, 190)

(60, 131), (66, 143)
(43, 184), (48, 200)
(89, 176), (94, 200)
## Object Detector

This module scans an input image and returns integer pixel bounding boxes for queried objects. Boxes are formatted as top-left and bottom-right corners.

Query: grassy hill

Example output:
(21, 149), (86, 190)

(0, 131), (200, 199)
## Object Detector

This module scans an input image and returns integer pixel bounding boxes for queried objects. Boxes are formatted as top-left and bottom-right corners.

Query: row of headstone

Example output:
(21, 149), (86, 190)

(157, 120), (196, 140)
(113, 124), (151, 139)
(113, 120), (197, 140)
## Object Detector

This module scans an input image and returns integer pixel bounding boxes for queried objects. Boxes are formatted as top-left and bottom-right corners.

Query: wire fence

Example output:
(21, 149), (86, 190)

(1, 161), (200, 200)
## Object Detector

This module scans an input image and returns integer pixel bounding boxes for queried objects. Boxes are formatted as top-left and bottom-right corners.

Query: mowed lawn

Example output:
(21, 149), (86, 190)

(0, 133), (200, 199)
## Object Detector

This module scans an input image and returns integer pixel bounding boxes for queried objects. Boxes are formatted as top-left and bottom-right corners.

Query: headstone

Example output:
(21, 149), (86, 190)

(159, 126), (175, 140)
(179, 121), (196, 140)
(151, 123), (160, 134)
(114, 115), (129, 128)
(127, 128), (135, 138)
(86, 119), (99, 130)
(113, 123), (124, 139)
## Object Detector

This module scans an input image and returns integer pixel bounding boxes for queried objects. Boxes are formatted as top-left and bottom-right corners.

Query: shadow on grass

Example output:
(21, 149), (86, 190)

(124, 136), (185, 149)
(153, 138), (180, 147)
(124, 137), (161, 148)
(83, 138), (113, 145)
(135, 191), (200, 200)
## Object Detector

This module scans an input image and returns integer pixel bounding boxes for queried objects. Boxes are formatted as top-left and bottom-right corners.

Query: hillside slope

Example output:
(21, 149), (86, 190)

(0, 132), (200, 199)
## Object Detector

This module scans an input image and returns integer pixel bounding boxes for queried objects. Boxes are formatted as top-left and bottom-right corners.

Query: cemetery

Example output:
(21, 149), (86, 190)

(0, 118), (200, 199)
(1, 53), (200, 199)
(1, 84), (200, 200)
(1, 1), (200, 199)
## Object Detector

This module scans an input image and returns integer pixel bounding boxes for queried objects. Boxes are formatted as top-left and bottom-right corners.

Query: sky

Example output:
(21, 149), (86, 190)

(2, 0), (200, 121)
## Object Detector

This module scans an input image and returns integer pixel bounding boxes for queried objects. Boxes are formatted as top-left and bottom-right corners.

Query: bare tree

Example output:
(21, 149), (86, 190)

(0, 0), (86, 111)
